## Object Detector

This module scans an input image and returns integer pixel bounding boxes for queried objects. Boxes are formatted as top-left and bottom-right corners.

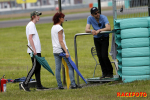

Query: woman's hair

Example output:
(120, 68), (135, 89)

(52, 12), (65, 24)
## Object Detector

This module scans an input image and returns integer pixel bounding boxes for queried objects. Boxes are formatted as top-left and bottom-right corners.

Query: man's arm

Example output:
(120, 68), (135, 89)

(85, 24), (97, 35)
(29, 34), (37, 55)
(96, 23), (111, 35)
(85, 24), (91, 33)
(100, 23), (111, 31)
(58, 30), (69, 58)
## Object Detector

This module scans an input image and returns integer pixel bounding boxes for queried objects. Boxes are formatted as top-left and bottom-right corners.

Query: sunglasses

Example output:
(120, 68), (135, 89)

(98, 23), (101, 27)
(94, 12), (100, 15)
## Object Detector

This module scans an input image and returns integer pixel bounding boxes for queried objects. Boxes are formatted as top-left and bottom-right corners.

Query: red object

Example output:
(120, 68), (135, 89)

(55, 7), (59, 10)
(0, 80), (1, 92)
(1, 77), (7, 92)
(89, 3), (93, 8)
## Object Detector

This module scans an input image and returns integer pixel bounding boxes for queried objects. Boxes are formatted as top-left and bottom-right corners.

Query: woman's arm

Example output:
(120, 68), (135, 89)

(58, 30), (69, 58)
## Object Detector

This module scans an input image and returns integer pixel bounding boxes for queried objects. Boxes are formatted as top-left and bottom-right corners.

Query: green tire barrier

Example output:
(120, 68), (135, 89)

(116, 54), (122, 64)
(121, 28), (149, 39)
(120, 18), (148, 29)
(115, 34), (121, 39)
(115, 30), (121, 34)
(149, 28), (150, 36)
(114, 17), (150, 83)
(122, 66), (150, 75)
(116, 39), (121, 49)
(117, 69), (122, 77)
(122, 75), (150, 83)
(117, 49), (122, 54)
(147, 17), (150, 27)
(118, 65), (122, 69)
(117, 49), (122, 64)
(114, 19), (121, 29)
(122, 47), (150, 58)
(121, 38), (150, 49)
(122, 57), (149, 67)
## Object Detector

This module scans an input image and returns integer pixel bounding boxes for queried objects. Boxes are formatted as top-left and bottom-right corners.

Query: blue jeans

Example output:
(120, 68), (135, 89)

(53, 51), (76, 87)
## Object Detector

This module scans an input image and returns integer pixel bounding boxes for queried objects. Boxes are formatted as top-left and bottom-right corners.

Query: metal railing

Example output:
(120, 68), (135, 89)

(74, 31), (113, 85)
(113, 0), (150, 20)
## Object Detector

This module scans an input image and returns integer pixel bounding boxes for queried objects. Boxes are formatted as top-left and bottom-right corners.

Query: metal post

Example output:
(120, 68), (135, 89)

(59, 0), (62, 12)
(98, 0), (101, 14)
(9, 0), (11, 8)
(148, 0), (150, 16)
(40, 0), (42, 6)
(58, 0), (66, 85)
(59, 0), (63, 26)
(74, 33), (92, 86)
(24, 3), (26, 9)
(112, 0), (117, 20)
(74, 35), (79, 85)
(24, 0), (26, 9)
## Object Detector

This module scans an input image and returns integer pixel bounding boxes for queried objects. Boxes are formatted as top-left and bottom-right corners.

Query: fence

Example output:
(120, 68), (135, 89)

(0, 0), (117, 11)
(113, 0), (149, 20)
(1, 0), (149, 17)
(0, 0), (97, 10)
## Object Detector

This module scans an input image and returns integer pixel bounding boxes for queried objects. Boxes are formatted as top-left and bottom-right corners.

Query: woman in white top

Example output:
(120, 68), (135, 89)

(51, 12), (79, 89)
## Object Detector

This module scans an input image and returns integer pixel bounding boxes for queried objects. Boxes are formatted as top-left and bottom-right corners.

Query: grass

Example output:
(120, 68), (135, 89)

(0, 16), (150, 100)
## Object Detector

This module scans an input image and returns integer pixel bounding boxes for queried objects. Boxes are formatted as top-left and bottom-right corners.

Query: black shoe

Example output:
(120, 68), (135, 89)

(37, 86), (49, 90)
(71, 84), (82, 89)
(21, 83), (30, 92)
(100, 74), (107, 79)
(105, 74), (113, 78)
(71, 85), (77, 89)
(77, 84), (82, 88)
(58, 86), (64, 90)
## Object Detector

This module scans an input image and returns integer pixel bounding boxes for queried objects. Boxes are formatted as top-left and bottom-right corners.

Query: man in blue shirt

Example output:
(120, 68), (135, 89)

(85, 7), (113, 79)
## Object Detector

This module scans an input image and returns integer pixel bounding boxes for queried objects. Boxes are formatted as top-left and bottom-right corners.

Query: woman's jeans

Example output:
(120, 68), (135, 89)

(53, 51), (76, 87)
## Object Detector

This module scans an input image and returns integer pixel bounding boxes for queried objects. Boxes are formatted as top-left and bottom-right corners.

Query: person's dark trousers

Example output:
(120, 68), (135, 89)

(94, 36), (113, 76)
(24, 53), (42, 87)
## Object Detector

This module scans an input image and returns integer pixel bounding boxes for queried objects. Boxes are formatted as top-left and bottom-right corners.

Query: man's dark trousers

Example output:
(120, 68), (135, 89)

(94, 36), (113, 76)
(24, 53), (42, 87)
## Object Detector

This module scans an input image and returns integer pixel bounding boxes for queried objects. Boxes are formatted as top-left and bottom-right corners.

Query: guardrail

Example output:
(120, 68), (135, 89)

(0, 4), (89, 15)
(74, 31), (113, 85)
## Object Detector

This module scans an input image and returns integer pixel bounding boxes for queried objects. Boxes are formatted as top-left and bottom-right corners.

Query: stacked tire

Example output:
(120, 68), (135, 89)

(115, 17), (150, 83)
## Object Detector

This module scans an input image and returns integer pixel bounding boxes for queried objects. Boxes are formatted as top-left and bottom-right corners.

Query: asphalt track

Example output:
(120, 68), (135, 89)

(0, 9), (148, 28)
(0, 12), (91, 28)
